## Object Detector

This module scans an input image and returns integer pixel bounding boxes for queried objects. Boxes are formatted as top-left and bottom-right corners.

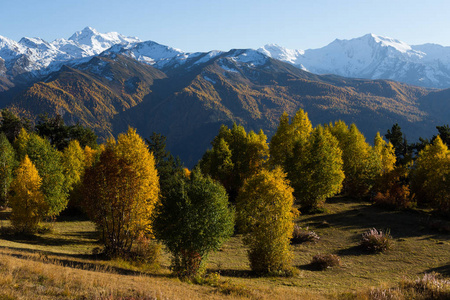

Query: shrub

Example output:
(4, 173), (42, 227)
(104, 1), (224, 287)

(153, 169), (234, 278)
(291, 225), (320, 244)
(360, 228), (393, 253)
(236, 167), (297, 275)
(310, 254), (340, 270)
(130, 234), (161, 266)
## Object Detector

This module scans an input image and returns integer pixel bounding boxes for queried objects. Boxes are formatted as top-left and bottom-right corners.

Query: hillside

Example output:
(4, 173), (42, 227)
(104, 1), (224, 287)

(1, 46), (449, 165)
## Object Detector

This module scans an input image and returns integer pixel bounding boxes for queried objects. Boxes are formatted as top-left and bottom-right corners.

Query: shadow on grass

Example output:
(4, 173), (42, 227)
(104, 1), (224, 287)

(212, 268), (256, 278)
(0, 231), (96, 246)
(300, 202), (449, 239)
(335, 245), (366, 256)
(0, 245), (168, 278)
(426, 263), (450, 277)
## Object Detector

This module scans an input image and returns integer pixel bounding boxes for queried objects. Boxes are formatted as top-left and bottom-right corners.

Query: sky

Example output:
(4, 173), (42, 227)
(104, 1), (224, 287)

(1, 0), (450, 52)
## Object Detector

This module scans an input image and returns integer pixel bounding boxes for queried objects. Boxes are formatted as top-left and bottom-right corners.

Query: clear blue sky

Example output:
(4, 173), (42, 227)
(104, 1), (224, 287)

(1, 0), (449, 52)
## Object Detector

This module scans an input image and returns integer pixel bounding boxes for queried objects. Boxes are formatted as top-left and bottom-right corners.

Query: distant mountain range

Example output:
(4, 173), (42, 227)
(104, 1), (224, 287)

(0, 28), (449, 165)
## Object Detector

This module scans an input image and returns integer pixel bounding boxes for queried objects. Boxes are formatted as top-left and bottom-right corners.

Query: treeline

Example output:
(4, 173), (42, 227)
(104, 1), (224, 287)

(0, 108), (448, 278)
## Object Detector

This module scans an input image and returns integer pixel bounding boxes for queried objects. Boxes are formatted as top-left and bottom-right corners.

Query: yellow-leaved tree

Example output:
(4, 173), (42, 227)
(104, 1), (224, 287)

(236, 167), (297, 275)
(411, 136), (450, 214)
(82, 127), (159, 257)
(9, 155), (46, 233)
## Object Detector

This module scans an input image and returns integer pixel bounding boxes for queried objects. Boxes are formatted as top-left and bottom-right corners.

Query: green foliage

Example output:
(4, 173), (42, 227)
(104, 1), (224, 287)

(36, 114), (98, 150)
(0, 133), (17, 207)
(410, 136), (450, 215)
(283, 124), (343, 211)
(385, 123), (412, 165)
(145, 132), (184, 196)
(153, 169), (234, 277)
(14, 130), (68, 218)
(199, 123), (269, 201)
(0, 109), (32, 143)
(82, 128), (159, 257)
(9, 155), (46, 233)
(236, 167), (297, 275)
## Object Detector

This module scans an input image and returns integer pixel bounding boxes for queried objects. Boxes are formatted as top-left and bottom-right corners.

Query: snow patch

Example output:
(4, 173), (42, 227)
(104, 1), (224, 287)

(203, 75), (216, 84)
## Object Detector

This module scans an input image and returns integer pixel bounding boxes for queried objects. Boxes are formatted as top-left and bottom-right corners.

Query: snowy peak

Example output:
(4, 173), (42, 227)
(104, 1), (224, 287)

(258, 44), (304, 66)
(68, 26), (140, 55)
(258, 33), (450, 88)
(0, 27), (143, 80)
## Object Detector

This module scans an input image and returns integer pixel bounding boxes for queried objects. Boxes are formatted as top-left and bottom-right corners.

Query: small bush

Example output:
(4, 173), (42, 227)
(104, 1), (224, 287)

(291, 225), (320, 244)
(130, 234), (161, 266)
(360, 228), (393, 253)
(373, 183), (413, 209)
(310, 254), (341, 270)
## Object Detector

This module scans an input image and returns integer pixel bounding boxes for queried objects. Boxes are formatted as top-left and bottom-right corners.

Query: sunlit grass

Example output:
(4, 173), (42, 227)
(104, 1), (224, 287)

(0, 198), (448, 299)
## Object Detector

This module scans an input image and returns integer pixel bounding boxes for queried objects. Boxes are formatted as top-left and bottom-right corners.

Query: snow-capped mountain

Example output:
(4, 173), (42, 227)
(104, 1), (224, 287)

(258, 34), (450, 88)
(0, 27), (141, 81)
(3, 28), (450, 89)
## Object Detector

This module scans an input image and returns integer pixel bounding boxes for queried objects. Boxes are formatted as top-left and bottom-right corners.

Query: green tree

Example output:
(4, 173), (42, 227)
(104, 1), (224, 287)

(385, 123), (411, 165)
(145, 132), (184, 195)
(236, 167), (297, 274)
(9, 155), (46, 233)
(153, 169), (234, 277)
(0, 133), (17, 207)
(289, 125), (344, 211)
(0, 109), (32, 143)
(36, 114), (98, 150)
(410, 136), (450, 214)
(14, 131), (68, 218)
(82, 128), (159, 256)
(199, 123), (269, 201)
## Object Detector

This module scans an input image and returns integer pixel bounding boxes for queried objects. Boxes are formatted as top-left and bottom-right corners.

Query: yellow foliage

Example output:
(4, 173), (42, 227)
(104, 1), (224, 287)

(237, 167), (296, 274)
(82, 127), (160, 256)
(9, 155), (46, 233)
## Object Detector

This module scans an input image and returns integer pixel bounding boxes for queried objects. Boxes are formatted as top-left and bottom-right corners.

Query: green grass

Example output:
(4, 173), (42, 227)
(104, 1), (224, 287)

(0, 198), (448, 299)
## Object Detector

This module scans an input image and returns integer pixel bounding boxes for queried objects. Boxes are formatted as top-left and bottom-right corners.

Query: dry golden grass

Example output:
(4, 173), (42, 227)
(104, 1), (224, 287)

(0, 198), (448, 299)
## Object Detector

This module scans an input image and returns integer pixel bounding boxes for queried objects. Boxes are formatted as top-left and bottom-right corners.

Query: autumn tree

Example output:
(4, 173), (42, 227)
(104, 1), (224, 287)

(289, 126), (345, 211)
(410, 136), (450, 214)
(328, 122), (375, 197)
(14, 129), (68, 218)
(9, 155), (46, 233)
(199, 123), (269, 201)
(236, 167), (297, 275)
(269, 110), (313, 168)
(62, 140), (87, 210)
(153, 169), (234, 277)
(82, 128), (159, 257)
(0, 133), (17, 207)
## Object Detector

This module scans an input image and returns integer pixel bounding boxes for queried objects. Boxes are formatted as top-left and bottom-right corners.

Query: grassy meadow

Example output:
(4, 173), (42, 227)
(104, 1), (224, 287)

(0, 198), (448, 299)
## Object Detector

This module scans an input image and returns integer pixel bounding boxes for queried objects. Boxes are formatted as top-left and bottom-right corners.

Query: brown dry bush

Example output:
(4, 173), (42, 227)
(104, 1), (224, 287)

(360, 228), (393, 253)
(310, 254), (341, 270)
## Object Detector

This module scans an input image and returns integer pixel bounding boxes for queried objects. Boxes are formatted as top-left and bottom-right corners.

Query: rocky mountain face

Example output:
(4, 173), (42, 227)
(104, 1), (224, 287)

(1, 28), (449, 165)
